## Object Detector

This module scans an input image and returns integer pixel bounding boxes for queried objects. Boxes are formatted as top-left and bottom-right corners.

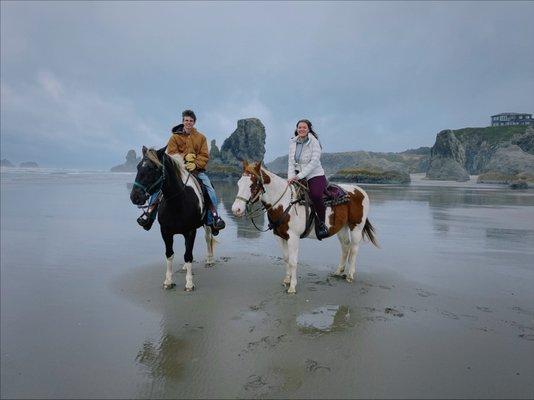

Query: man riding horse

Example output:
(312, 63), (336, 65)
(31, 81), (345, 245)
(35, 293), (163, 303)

(137, 109), (226, 235)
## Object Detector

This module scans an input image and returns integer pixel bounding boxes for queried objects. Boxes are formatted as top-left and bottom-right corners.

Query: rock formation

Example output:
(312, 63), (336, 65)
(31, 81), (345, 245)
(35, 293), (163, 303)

(111, 149), (141, 172)
(426, 125), (534, 183)
(19, 161), (39, 168)
(219, 118), (266, 166)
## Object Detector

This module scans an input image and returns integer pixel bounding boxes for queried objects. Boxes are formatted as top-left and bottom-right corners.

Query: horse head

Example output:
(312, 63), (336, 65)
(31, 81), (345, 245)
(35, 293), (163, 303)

(130, 146), (166, 206)
(232, 160), (268, 217)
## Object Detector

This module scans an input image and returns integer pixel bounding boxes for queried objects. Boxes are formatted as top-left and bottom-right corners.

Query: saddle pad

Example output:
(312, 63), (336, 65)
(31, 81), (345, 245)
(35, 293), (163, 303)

(323, 183), (349, 207)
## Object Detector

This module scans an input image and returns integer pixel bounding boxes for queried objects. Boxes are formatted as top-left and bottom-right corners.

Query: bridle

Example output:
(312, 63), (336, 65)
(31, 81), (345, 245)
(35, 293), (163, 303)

(237, 170), (298, 232)
(133, 158), (165, 199)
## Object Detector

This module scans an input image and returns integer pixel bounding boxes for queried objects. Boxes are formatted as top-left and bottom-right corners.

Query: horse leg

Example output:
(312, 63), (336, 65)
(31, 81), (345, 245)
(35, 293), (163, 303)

(277, 237), (290, 287)
(162, 230), (176, 289)
(183, 229), (196, 291)
(334, 226), (350, 276)
(346, 227), (363, 283)
(287, 234), (300, 294)
(204, 225), (215, 267)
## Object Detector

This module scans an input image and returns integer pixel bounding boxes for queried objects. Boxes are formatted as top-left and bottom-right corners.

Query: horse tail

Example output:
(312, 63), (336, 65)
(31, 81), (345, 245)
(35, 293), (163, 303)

(362, 218), (380, 248)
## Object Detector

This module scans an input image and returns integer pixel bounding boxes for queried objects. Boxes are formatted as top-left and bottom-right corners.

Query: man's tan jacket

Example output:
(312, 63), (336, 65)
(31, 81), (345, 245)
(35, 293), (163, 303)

(166, 127), (209, 171)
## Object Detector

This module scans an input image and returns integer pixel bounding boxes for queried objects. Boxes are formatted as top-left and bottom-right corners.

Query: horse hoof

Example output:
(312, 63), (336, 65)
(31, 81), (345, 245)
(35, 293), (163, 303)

(346, 277), (354, 283)
(205, 262), (214, 268)
(163, 283), (176, 290)
(332, 273), (347, 280)
(185, 285), (195, 292)
(287, 288), (296, 294)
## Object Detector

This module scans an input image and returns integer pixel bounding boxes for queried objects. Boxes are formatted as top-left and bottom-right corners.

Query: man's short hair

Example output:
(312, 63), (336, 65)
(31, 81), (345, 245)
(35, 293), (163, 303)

(182, 109), (197, 122)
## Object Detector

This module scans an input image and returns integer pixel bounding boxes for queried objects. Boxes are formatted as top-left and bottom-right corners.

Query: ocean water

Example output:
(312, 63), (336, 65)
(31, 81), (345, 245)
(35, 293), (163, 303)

(1, 169), (533, 398)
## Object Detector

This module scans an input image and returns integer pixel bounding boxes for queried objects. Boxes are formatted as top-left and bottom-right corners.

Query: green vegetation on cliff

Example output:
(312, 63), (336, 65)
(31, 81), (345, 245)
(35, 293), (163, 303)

(331, 168), (410, 184)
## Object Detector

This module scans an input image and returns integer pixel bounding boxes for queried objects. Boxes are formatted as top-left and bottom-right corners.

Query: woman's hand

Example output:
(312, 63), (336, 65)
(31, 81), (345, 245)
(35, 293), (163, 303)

(287, 176), (299, 185)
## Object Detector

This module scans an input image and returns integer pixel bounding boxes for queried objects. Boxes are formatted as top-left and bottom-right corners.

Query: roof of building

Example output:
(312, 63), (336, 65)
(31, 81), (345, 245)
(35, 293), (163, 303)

(491, 112), (532, 117)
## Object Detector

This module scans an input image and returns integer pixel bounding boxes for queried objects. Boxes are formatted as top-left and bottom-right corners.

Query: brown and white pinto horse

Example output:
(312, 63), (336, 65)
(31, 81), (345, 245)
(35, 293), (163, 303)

(232, 161), (378, 294)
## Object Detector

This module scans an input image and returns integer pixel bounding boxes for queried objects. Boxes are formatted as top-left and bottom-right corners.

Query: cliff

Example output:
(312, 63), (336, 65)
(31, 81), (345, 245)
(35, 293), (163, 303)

(426, 126), (534, 182)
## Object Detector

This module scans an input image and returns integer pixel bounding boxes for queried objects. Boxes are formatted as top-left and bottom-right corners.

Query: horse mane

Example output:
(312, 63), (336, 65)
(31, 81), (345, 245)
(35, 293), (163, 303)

(146, 148), (163, 168)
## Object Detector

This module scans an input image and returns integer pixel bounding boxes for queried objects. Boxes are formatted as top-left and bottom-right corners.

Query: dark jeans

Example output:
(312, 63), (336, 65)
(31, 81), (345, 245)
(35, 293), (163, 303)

(307, 175), (327, 223)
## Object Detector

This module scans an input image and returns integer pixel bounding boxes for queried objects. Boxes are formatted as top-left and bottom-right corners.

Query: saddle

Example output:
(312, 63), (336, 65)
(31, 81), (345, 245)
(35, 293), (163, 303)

(294, 180), (349, 239)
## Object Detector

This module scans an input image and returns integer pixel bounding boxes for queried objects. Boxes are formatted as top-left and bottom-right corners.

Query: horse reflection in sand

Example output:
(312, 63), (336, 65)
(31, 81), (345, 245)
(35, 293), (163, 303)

(232, 161), (378, 294)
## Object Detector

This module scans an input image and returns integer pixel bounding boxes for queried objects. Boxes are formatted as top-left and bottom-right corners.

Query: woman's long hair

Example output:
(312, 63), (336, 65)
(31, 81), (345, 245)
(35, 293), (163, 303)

(294, 119), (321, 148)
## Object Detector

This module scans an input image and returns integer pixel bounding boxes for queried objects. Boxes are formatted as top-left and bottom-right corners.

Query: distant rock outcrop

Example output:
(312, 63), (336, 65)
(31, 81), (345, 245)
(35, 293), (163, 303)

(218, 118), (266, 166)
(19, 161), (39, 168)
(209, 139), (221, 160)
(208, 118), (266, 180)
(1, 159), (14, 167)
(427, 125), (534, 183)
(111, 149), (141, 172)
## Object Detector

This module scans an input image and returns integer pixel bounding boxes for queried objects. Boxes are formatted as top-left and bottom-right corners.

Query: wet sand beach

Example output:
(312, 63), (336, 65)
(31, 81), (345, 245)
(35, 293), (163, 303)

(1, 170), (534, 398)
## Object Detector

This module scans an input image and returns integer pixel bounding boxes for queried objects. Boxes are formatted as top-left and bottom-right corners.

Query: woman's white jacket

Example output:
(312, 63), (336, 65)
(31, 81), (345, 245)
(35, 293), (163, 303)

(287, 134), (325, 180)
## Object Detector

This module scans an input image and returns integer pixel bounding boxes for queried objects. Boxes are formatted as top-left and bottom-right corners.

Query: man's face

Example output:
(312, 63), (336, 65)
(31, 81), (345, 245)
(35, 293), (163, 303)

(183, 116), (195, 131)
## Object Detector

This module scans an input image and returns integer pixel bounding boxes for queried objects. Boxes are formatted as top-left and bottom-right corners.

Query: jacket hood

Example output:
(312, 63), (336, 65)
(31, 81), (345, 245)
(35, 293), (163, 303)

(172, 124), (185, 134)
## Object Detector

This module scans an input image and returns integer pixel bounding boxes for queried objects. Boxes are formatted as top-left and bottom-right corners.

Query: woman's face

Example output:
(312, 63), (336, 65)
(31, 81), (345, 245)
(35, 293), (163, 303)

(297, 122), (309, 138)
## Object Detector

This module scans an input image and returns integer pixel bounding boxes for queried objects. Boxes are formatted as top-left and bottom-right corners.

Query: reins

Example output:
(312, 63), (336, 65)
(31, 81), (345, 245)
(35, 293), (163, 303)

(241, 171), (302, 232)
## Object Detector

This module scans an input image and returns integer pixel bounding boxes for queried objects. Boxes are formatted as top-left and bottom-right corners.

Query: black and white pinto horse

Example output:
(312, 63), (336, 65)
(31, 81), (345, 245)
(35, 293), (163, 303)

(130, 147), (216, 291)
(232, 161), (378, 294)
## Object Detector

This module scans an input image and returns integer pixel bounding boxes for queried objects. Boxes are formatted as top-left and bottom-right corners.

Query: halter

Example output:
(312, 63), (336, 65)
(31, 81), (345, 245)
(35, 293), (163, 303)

(133, 158), (165, 198)
(237, 169), (297, 232)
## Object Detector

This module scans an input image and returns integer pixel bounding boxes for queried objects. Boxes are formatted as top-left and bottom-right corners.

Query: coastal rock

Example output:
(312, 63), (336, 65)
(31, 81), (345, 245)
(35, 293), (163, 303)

(219, 118), (266, 166)
(111, 149), (141, 172)
(510, 180), (528, 190)
(1, 159), (14, 167)
(427, 130), (469, 181)
(330, 168), (410, 184)
(209, 139), (221, 160)
(426, 125), (533, 182)
(19, 161), (39, 168)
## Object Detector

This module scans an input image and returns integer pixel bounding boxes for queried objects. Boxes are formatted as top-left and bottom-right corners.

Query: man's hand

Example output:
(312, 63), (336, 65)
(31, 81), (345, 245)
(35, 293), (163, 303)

(185, 153), (196, 162)
(288, 176), (299, 185)
(185, 162), (196, 172)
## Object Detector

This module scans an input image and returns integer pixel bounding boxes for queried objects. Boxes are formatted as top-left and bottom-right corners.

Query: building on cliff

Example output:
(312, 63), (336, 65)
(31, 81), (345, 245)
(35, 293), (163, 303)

(491, 112), (533, 127)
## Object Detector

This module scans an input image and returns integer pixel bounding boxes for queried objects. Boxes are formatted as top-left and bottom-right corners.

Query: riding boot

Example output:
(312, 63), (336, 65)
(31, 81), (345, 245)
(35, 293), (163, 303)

(208, 210), (226, 236)
(316, 221), (329, 241)
(137, 205), (158, 231)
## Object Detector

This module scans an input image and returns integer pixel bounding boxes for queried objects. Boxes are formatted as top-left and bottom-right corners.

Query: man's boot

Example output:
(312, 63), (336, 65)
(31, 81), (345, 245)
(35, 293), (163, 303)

(209, 213), (226, 236)
(137, 207), (157, 231)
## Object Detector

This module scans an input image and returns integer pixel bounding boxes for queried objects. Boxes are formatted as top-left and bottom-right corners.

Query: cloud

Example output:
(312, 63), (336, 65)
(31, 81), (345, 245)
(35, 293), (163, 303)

(1, 70), (165, 166)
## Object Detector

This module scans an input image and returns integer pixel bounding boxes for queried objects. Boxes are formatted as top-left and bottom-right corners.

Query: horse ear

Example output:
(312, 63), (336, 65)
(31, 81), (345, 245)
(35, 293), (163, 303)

(242, 160), (249, 171)
(142, 146), (147, 156)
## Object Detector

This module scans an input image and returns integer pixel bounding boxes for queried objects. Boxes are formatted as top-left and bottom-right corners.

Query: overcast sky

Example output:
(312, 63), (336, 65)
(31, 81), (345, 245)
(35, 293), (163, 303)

(1, 1), (533, 168)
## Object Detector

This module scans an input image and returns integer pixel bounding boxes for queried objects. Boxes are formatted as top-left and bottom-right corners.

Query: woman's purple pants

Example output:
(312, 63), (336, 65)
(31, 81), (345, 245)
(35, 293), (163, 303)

(307, 175), (327, 223)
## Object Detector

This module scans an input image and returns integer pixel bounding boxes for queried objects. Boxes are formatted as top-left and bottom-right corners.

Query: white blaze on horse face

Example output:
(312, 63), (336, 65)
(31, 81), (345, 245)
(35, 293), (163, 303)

(232, 175), (253, 216)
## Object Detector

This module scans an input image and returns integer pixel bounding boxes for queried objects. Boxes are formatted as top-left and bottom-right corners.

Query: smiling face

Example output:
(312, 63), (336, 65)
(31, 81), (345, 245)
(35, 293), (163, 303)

(296, 121), (310, 139)
(182, 116), (195, 132)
